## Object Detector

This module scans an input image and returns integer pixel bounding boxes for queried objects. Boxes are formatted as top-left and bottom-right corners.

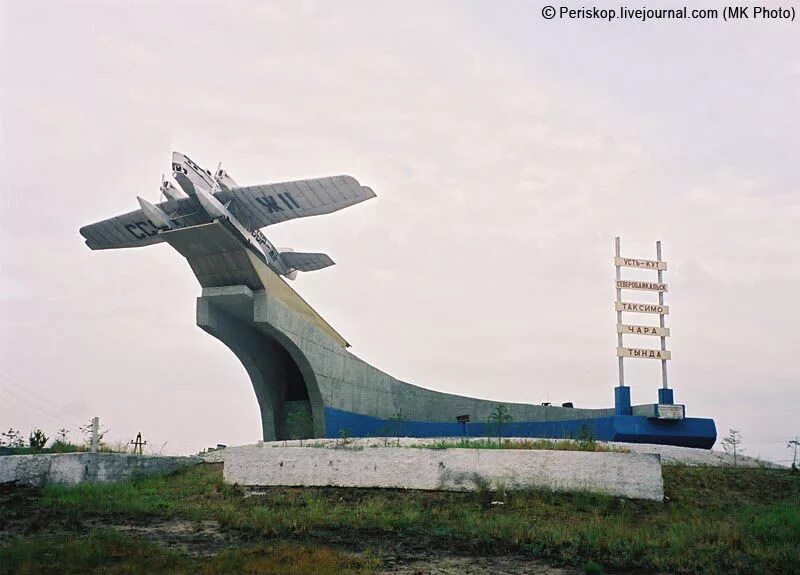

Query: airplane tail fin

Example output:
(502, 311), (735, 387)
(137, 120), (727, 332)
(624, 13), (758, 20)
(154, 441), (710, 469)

(280, 251), (335, 273)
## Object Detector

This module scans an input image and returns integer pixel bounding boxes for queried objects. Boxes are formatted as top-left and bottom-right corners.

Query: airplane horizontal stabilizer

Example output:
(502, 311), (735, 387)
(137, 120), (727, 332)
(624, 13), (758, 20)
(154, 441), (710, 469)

(280, 251), (335, 273)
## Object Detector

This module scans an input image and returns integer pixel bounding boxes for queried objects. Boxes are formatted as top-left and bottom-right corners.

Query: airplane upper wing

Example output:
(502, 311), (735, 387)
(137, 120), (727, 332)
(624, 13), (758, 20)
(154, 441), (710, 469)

(227, 175), (376, 229)
(79, 197), (205, 250)
(80, 174), (376, 250)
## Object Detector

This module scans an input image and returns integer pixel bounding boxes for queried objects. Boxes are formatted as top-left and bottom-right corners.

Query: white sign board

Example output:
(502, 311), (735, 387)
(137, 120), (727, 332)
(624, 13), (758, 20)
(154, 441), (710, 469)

(616, 280), (667, 292)
(617, 347), (671, 361)
(614, 257), (667, 271)
(617, 324), (670, 337)
(615, 302), (669, 315)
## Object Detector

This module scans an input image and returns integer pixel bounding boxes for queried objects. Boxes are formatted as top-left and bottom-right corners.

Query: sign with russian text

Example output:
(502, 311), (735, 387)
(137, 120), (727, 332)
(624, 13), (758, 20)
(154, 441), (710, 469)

(617, 324), (670, 337)
(615, 280), (667, 292)
(617, 347), (671, 360)
(614, 257), (667, 271)
(615, 302), (669, 315)
(614, 238), (672, 391)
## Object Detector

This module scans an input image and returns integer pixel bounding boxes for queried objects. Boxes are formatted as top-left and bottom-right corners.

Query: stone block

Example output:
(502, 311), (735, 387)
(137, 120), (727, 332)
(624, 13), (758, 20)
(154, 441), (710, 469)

(223, 445), (664, 501)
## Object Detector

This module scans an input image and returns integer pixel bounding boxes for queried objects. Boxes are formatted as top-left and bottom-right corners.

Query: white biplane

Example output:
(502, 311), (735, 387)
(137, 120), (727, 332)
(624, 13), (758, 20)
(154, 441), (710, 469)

(79, 152), (376, 279)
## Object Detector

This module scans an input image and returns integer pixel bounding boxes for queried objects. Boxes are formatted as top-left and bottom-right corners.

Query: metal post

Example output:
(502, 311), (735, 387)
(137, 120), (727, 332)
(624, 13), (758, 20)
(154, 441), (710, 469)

(91, 416), (99, 453)
(656, 241), (668, 390)
(615, 237), (624, 387)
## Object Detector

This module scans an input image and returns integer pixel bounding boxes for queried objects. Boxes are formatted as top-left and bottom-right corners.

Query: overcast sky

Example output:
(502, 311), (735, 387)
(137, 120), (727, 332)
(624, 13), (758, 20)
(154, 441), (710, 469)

(1, 1), (798, 463)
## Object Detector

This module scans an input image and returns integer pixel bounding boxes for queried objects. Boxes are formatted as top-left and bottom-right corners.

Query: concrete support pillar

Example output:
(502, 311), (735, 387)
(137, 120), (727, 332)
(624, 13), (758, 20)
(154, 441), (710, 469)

(196, 289), (326, 441)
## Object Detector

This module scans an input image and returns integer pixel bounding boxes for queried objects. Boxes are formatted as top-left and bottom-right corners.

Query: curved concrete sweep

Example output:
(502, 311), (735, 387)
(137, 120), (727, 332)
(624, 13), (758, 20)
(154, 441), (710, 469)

(162, 220), (715, 447)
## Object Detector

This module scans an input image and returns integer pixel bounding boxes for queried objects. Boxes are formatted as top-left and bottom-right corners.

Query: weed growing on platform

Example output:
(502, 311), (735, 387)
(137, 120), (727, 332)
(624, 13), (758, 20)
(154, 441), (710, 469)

(412, 438), (630, 452)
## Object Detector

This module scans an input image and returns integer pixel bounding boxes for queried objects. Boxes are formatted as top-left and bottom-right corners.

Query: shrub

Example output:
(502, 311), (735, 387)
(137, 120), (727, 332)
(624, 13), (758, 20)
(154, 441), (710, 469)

(28, 428), (48, 450)
(488, 405), (513, 445)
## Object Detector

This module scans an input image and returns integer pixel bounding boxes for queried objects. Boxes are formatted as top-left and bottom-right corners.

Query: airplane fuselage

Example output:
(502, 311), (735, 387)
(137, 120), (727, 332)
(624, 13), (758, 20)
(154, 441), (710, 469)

(194, 186), (290, 276)
(246, 224), (289, 274)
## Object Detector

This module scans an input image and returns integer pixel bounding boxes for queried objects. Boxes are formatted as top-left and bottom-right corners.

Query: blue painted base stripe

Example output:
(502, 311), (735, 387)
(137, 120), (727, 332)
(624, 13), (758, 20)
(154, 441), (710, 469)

(323, 407), (717, 449)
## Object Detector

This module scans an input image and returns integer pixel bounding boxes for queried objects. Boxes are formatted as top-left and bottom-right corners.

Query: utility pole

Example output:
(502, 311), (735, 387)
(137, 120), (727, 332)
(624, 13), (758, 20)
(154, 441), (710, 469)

(788, 437), (799, 469)
(130, 432), (147, 455)
(90, 417), (99, 453)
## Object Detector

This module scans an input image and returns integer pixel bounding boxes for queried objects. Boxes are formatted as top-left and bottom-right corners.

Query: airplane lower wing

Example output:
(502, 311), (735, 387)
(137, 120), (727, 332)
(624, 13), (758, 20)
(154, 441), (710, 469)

(79, 197), (204, 250)
(227, 175), (375, 229)
(280, 251), (335, 272)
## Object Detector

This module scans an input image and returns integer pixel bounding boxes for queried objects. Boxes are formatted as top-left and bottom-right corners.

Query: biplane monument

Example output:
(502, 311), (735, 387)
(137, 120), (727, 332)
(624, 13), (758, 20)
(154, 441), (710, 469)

(80, 153), (716, 448)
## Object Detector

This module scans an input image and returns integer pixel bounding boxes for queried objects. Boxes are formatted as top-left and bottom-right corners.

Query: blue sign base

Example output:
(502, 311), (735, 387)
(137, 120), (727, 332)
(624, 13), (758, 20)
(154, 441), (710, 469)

(324, 407), (717, 449)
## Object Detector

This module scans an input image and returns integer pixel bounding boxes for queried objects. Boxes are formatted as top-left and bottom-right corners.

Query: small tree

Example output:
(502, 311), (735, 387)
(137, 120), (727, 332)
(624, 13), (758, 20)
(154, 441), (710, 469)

(1, 428), (25, 448)
(787, 437), (799, 471)
(28, 428), (48, 450)
(56, 428), (70, 443)
(390, 409), (408, 446)
(721, 429), (744, 467)
(576, 424), (596, 450)
(488, 404), (513, 446)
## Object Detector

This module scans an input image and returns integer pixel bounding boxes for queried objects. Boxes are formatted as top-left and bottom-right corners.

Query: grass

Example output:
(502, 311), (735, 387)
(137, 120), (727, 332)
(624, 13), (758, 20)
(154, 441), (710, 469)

(411, 438), (630, 452)
(6, 441), (89, 455)
(1, 464), (798, 574)
(7, 440), (135, 456)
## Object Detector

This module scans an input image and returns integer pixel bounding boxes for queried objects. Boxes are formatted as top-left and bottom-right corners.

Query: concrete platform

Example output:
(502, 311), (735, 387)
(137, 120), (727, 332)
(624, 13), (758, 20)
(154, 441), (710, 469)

(222, 444), (665, 501)
(0, 453), (203, 487)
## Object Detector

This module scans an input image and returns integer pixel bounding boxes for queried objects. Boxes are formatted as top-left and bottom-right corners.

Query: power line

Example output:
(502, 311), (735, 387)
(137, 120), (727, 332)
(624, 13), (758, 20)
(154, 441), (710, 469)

(0, 390), (63, 427)
(0, 386), (65, 428)
(0, 374), (73, 416)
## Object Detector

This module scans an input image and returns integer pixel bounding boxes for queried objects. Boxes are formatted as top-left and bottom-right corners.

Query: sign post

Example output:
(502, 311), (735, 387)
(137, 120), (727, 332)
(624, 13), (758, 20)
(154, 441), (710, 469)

(656, 241), (673, 404)
(614, 237), (674, 413)
(613, 237), (631, 415)
(615, 237), (625, 388)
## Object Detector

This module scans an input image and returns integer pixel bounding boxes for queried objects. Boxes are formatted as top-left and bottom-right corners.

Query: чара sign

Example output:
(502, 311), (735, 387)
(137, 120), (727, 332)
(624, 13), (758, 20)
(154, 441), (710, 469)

(615, 302), (669, 315)
(615, 280), (667, 292)
(614, 257), (667, 271)
(617, 347), (671, 360)
(617, 324), (670, 337)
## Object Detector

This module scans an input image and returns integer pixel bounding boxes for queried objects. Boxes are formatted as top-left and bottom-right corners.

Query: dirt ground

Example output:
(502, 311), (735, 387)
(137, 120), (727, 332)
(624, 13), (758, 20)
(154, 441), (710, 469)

(110, 519), (578, 574)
